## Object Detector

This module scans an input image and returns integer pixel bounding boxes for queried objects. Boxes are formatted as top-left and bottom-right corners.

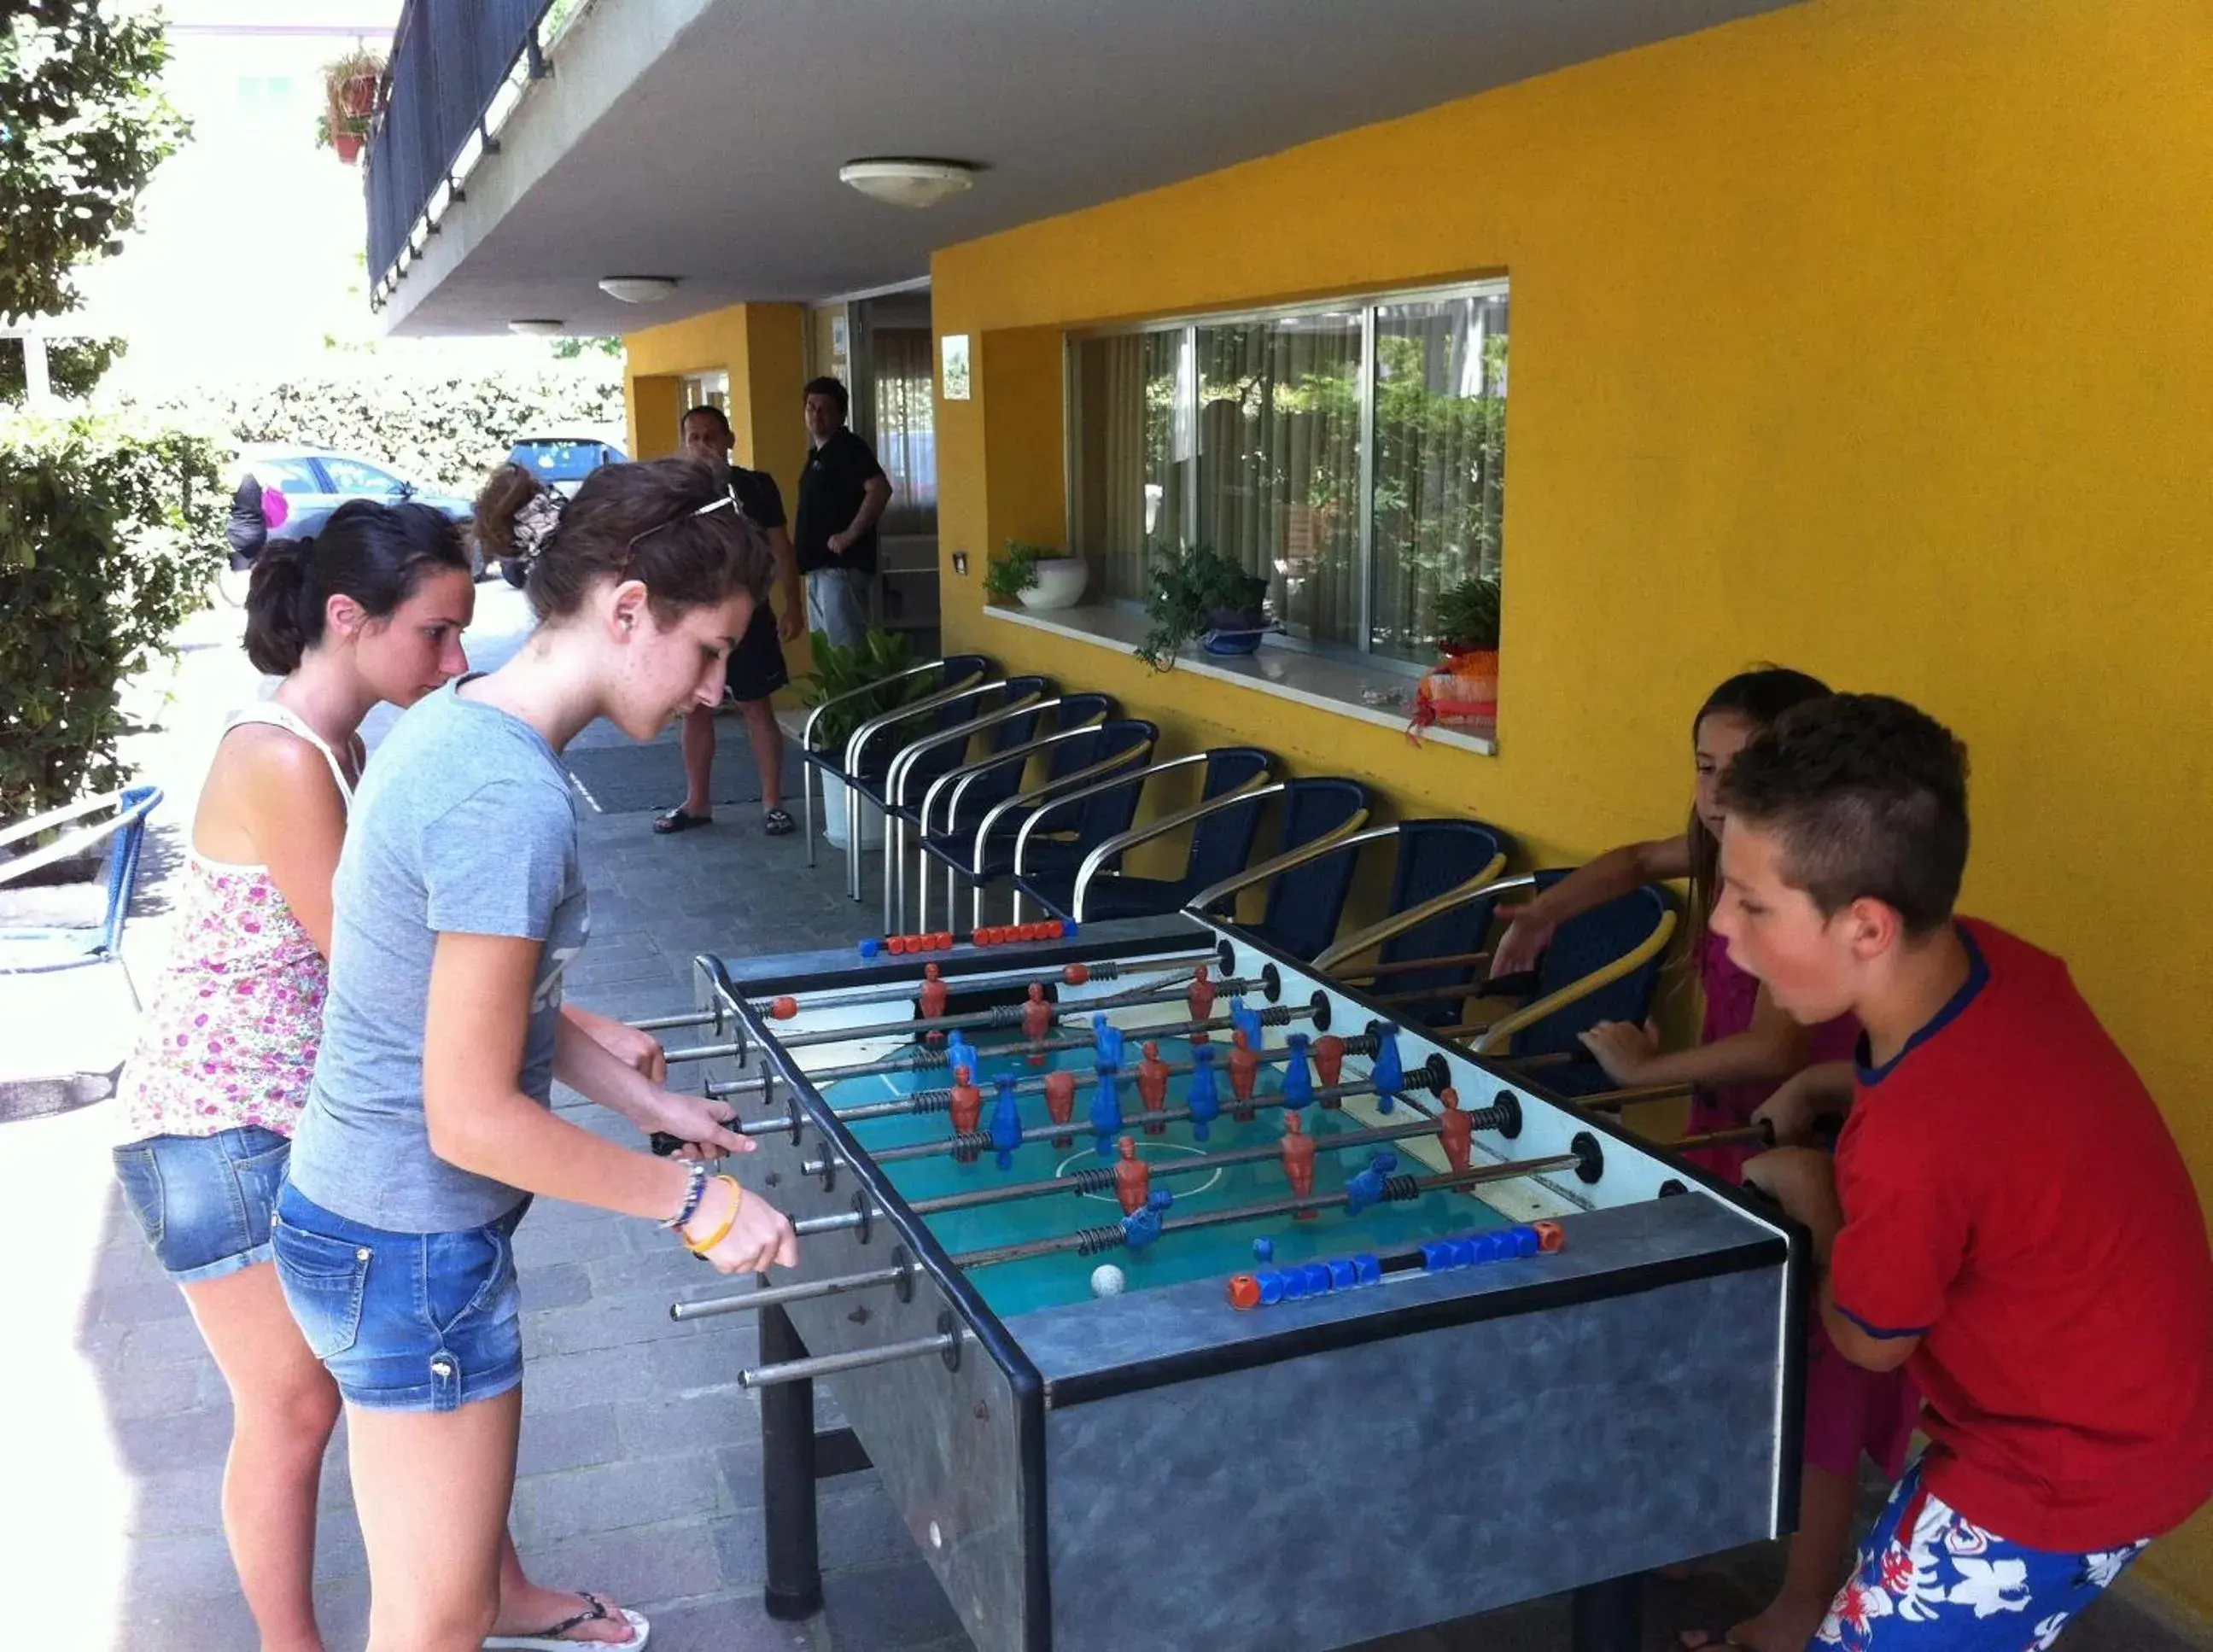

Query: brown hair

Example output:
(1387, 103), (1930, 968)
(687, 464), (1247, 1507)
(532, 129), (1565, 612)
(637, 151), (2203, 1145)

(244, 499), (468, 675)
(525, 458), (772, 623)
(1685, 666), (1832, 946)
(1717, 694), (1970, 937)
(472, 462), (543, 558)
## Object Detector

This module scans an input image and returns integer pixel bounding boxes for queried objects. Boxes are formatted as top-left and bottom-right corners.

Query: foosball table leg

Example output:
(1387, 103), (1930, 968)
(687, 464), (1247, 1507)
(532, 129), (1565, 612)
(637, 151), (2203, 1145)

(1568, 1572), (1644, 1652)
(757, 1303), (873, 1619)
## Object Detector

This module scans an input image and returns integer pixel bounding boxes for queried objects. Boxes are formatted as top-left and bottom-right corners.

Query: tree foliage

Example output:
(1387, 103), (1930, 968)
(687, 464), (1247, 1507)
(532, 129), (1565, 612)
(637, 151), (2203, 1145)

(0, 334), (124, 404)
(0, 413), (224, 815)
(0, 0), (190, 324)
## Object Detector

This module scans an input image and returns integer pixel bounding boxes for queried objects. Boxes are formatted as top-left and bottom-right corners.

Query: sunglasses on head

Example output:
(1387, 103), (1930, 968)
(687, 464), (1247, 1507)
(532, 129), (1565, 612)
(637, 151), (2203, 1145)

(616, 487), (736, 582)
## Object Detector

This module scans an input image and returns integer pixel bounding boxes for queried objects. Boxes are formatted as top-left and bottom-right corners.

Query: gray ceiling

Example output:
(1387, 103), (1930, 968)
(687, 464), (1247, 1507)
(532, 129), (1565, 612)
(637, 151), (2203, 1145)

(386, 0), (1804, 336)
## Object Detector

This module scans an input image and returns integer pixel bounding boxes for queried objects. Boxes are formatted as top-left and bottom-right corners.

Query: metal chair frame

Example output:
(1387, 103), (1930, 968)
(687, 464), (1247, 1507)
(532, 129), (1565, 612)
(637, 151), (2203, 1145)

(799, 656), (990, 892)
(876, 683), (1050, 931)
(913, 717), (1111, 930)
(1016, 756), (1277, 924)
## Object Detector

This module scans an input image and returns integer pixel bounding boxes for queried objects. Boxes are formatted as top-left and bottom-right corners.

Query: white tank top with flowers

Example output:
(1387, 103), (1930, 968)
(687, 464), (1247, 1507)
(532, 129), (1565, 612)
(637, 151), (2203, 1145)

(116, 705), (353, 1142)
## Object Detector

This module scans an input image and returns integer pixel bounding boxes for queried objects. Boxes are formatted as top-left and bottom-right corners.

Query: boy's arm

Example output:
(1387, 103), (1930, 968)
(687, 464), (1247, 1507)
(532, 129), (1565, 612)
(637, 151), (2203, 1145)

(1752, 1059), (1859, 1145)
(1744, 1147), (1944, 1374)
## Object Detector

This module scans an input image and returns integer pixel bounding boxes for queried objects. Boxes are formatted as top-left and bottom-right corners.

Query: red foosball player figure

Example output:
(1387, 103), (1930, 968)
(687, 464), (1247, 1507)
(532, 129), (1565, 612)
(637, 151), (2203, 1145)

(1136, 1041), (1171, 1135)
(1229, 1028), (1260, 1121)
(919, 961), (949, 1022)
(1280, 1112), (1317, 1218)
(1023, 982), (1054, 1062)
(1187, 963), (1216, 1024)
(1112, 1135), (1152, 1215)
(949, 1064), (983, 1163)
(1311, 1033), (1346, 1101)
(1044, 1069), (1077, 1149)
(1436, 1086), (1474, 1177)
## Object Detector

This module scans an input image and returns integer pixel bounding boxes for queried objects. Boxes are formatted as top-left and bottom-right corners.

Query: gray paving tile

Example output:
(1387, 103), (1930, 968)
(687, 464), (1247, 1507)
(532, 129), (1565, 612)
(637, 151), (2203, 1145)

(515, 1398), (625, 1477)
(818, 1560), (968, 1650)
(623, 1591), (820, 1652)
(512, 1451), (730, 1547)
(517, 1519), (728, 1615)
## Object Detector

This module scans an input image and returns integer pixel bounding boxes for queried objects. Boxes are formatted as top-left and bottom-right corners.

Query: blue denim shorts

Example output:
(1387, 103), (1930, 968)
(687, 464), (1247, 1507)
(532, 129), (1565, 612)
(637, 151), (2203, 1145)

(112, 1125), (291, 1286)
(272, 1181), (528, 1413)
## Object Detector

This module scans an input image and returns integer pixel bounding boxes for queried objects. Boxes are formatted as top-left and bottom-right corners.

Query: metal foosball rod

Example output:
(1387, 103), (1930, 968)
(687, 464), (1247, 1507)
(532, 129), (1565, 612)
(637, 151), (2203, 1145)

(669, 1259), (916, 1322)
(822, 1033), (1378, 1126)
(737, 1327), (965, 1389)
(949, 1148), (1596, 1272)
(702, 1001), (1321, 1100)
(769, 973), (1268, 1051)
(741, 950), (1220, 1021)
(1328, 949), (1494, 984)
(859, 1074), (1421, 1170)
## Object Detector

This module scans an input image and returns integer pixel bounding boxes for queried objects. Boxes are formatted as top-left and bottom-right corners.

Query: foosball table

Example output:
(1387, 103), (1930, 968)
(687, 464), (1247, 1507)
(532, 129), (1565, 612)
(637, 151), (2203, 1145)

(645, 914), (1808, 1652)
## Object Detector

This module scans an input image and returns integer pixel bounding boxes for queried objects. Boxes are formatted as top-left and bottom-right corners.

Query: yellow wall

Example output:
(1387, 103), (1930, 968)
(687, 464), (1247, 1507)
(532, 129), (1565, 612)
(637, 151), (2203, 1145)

(623, 301), (815, 683)
(930, 0), (2213, 1612)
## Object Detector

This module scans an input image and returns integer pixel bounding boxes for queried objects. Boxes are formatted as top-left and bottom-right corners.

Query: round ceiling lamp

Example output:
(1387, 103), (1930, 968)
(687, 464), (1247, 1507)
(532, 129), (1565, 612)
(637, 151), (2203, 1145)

(507, 318), (565, 336)
(598, 276), (680, 304)
(838, 158), (978, 210)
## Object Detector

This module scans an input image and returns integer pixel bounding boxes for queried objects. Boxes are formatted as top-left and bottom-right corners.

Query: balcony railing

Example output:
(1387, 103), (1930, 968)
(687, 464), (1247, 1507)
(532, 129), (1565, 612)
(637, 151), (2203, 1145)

(365, 0), (560, 303)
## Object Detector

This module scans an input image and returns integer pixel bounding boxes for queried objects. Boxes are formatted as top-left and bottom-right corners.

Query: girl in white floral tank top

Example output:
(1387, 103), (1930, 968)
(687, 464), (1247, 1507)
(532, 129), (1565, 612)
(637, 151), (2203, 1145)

(116, 703), (355, 1141)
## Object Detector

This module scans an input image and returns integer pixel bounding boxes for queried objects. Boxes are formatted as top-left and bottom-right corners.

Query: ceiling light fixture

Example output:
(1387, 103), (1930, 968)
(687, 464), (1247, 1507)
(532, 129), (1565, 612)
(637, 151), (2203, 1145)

(507, 318), (565, 336)
(598, 276), (680, 304)
(838, 158), (978, 210)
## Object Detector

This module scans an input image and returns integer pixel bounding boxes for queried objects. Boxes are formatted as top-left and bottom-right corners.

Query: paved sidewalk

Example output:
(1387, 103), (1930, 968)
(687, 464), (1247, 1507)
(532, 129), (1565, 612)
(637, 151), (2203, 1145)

(3, 584), (2195, 1651)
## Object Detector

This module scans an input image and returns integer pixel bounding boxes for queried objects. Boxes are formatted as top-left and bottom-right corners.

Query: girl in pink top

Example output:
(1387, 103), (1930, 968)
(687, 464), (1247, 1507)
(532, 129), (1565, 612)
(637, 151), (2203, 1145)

(1492, 667), (1918, 1652)
(112, 501), (656, 1650)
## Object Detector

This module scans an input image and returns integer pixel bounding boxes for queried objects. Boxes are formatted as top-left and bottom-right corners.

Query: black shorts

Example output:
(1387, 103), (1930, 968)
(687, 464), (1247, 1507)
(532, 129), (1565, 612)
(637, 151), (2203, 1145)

(724, 601), (790, 703)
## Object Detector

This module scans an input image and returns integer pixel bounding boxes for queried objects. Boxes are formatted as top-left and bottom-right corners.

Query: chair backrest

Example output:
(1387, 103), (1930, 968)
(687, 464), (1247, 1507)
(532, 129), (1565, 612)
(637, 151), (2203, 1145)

(1258, 778), (1369, 960)
(1374, 818), (1513, 1027)
(1503, 871), (1677, 1057)
(1178, 748), (1275, 892)
(904, 676), (1051, 791)
(1039, 694), (1117, 785)
(94, 785), (161, 960)
(1060, 721), (1160, 844)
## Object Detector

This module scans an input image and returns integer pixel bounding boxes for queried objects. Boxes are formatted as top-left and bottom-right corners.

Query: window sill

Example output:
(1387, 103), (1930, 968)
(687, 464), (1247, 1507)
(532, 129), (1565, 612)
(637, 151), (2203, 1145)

(980, 603), (1498, 756)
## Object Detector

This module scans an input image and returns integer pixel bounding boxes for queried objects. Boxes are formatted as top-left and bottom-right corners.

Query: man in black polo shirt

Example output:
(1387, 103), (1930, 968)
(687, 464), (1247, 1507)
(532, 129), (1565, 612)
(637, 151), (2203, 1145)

(655, 404), (808, 836)
(793, 376), (892, 650)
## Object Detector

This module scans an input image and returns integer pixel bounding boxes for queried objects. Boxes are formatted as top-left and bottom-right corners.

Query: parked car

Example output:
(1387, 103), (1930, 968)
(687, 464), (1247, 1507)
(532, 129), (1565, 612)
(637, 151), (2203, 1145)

(507, 434), (626, 499)
(242, 445), (487, 576)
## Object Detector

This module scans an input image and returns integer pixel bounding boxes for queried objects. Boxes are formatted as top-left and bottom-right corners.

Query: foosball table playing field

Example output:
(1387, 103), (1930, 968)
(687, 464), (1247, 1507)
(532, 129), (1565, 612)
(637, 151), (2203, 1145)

(643, 914), (1809, 1652)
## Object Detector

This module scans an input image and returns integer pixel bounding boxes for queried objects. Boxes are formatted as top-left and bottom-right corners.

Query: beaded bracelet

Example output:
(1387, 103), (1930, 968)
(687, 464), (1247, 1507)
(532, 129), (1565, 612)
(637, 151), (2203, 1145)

(683, 1176), (745, 1256)
(659, 1161), (709, 1230)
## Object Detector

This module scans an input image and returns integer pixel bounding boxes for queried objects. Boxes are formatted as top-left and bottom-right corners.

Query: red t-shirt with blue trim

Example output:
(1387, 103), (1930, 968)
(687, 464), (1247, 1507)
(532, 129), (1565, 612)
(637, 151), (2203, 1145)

(1830, 919), (2213, 1552)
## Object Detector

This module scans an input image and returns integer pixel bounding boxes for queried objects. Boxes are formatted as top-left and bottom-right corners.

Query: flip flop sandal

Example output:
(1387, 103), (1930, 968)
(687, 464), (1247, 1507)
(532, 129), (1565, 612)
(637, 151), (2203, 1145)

(762, 808), (796, 836)
(1676, 1631), (1749, 1651)
(483, 1591), (650, 1649)
(653, 807), (711, 835)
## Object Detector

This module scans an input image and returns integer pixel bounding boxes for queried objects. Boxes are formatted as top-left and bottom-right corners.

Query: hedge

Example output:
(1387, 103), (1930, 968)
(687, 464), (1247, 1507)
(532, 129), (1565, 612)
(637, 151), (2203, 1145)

(137, 360), (626, 495)
(0, 414), (224, 817)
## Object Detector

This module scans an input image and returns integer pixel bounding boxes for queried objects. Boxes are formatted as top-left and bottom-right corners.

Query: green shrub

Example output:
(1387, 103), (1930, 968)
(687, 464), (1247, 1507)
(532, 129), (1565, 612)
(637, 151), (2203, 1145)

(0, 413), (224, 816)
(131, 361), (625, 495)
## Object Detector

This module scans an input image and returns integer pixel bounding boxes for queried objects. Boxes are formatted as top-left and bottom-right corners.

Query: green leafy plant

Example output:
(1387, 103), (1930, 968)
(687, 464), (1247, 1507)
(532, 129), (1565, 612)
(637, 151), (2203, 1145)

(1, 336), (125, 406)
(1431, 574), (1501, 655)
(1, 1), (190, 326)
(0, 413), (225, 816)
(1135, 543), (1270, 671)
(982, 540), (1056, 603)
(797, 628), (931, 754)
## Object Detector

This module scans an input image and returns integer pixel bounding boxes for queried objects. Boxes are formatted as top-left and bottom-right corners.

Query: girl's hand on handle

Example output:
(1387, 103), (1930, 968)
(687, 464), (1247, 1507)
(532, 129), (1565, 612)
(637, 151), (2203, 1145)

(1577, 1018), (1661, 1085)
(638, 1088), (753, 1159)
(600, 1020), (668, 1085)
(1489, 908), (1554, 978)
(681, 1176), (800, 1274)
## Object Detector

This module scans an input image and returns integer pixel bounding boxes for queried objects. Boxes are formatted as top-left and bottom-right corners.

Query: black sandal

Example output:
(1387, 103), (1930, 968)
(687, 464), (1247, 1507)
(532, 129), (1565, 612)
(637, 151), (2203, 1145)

(653, 806), (711, 834)
(762, 808), (796, 836)
(482, 1588), (648, 1648)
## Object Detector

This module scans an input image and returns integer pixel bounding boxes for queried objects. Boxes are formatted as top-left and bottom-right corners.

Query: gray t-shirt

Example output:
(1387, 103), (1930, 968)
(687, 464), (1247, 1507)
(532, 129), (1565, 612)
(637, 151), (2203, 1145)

(289, 680), (588, 1231)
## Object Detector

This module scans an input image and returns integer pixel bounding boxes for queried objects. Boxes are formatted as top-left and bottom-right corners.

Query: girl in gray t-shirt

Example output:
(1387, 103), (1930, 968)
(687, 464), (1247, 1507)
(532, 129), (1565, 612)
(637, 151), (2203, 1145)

(275, 459), (798, 1652)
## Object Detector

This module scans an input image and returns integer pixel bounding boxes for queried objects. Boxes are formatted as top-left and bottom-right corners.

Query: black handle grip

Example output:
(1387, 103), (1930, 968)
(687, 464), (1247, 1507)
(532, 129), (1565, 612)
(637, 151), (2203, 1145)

(651, 1131), (685, 1156)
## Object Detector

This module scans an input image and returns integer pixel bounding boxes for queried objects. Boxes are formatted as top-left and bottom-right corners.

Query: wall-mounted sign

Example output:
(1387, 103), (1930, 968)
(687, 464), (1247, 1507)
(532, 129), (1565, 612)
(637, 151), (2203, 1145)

(941, 333), (972, 400)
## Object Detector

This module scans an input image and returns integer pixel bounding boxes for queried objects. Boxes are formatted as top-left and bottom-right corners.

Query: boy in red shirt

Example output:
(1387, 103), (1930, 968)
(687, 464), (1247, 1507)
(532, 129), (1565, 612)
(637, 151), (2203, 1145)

(1708, 693), (2213, 1652)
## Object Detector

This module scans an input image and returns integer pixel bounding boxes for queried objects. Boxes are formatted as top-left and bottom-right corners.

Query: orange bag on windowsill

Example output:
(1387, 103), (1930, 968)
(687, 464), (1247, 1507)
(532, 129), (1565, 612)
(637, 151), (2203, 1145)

(1408, 650), (1498, 744)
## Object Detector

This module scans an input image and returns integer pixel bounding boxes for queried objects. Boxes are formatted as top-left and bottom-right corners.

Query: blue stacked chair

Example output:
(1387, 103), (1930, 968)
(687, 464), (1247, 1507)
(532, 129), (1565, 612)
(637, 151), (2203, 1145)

(1186, 777), (1370, 961)
(1306, 819), (1515, 1030)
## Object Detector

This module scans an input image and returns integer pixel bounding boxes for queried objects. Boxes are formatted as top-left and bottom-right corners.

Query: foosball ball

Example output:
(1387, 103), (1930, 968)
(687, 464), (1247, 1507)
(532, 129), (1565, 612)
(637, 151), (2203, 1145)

(645, 914), (1808, 1652)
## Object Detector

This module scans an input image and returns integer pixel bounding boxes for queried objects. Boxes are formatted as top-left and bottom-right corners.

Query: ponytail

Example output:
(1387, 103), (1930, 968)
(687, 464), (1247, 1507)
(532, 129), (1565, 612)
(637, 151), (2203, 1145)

(243, 542), (312, 674)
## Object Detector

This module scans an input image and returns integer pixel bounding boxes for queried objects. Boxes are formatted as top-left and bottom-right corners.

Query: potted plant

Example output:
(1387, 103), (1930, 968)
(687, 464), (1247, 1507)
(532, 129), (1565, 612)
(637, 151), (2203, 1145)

(1415, 574), (1502, 728)
(797, 627), (930, 848)
(984, 539), (1088, 610)
(319, 45), (384, 165)
(1135, 544), (1270, 670)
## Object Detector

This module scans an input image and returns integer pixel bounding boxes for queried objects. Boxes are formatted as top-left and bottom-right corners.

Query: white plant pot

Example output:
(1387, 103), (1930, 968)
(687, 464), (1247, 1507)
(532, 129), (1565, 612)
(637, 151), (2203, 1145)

(820, 771), (885, 850)
(1017, 557), (1089, 610)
